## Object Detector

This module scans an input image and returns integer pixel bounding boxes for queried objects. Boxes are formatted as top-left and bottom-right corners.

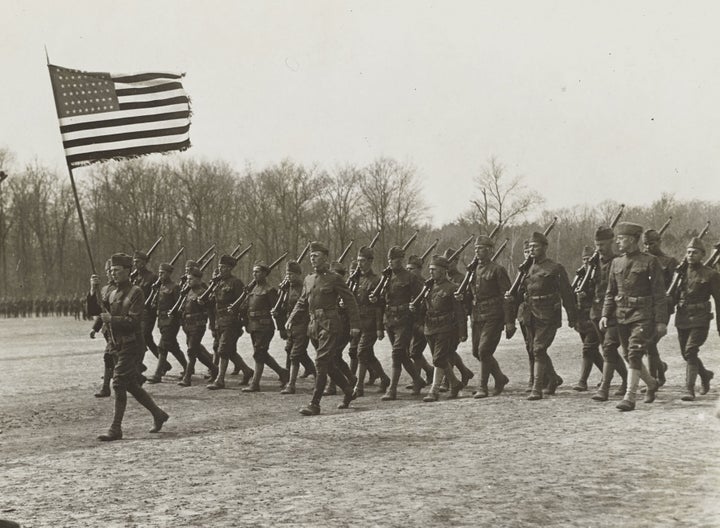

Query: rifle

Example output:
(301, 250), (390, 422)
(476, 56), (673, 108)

(667, 221), (712, 300)
(574, 204), (625, 295)
(168, 253), (216, 319)
(370, 231), (422, 301)
(657, 217), (672, 237)
(419, 239), (439, 265)
(705, 242), (720, 268)
(197, 244), (253, 304)
(178, 244), (216, 290)
(455, 238), (508, 297)
(144, 246), (185, 308)
(489, 222), (503, 239)
(130, 235), (164, 281)
(410, 278), (434, 311)
(447, 235), (475, 264)
(227, 252), (288, 313)
(272, 244), (312, 330)
(347, 231), (382, 293)
(196, 244), (216, 267)
(506, 217), (558, 302)
(337, 240), (354, 264)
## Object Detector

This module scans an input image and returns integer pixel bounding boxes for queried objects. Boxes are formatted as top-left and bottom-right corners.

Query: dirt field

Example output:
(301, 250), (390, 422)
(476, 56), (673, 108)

(1, 317), (719, 528)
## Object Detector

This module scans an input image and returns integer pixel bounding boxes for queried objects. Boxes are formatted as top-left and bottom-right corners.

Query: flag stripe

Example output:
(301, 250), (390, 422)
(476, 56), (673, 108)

(63, 123), (191, 149)
(115, 81), (184, 97)
(111, 72), (183, 83)
(66, 139), (190, 166)
(59, 104), (189, 128)
(64, 131), (190, 157)
(117, 88), (187, 104)
(118, 96), (189, 111)
(61, 117), (190, 141)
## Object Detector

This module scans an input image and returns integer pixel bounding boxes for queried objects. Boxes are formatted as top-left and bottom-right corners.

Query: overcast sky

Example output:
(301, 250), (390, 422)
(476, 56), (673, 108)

(2, 1), (720, 225)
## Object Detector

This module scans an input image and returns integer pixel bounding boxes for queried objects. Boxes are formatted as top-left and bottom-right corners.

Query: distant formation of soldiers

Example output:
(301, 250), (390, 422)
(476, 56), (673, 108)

(0, 295), (87, 319)
(85, 218), (720, 440)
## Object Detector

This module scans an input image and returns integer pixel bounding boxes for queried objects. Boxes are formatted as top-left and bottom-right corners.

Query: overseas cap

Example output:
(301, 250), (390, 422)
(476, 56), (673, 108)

(430, 255), (449, 268)
(188, 266), (203, 278)
(286, 260), (302, 274)
(111, 253), (133, 268)
(309, 241), (329, 255)
(407, 254), (423, 268)
(687, 237), (706, 252)
(582, 245), (594, 258)
(616, 222), (644, 238)
(219, 254), (237, 268)
(253, 261), (270, 274)
(642, 229), (661, 243)
(159, 262), (174, 273)
(475, 235), (494, 248)
(330, 261), (346, 276)
(357, 246), (374, 260)
(522, 240), (530, 250)
(133, 250), (149, 261)
(388, 246), (405, 259)
(594, 226), (614, 242)
(185, 259), (198, 269)
(530, 232), (548, 245)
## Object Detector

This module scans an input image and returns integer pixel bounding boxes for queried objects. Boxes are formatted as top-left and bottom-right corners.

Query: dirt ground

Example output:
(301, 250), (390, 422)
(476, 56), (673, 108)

(1, 317), (719, 528)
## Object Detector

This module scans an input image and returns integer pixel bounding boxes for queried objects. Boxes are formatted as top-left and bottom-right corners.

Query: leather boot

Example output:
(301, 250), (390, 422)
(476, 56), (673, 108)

(640, 364), (659, 403)
(281, 362), (299, 394)
(242, 362), (264, 392)
(127, 384), (168, 432)
(98, 388), (126, 441)
(300, 372), (326, 415)
(423, 367), (443, 402)
(617, 368), (639, 411)
(207, 357), (228, 390)
(230, 352), (254, 385)
(573, 354), (593, 391)
(446, 367), (463, 399)
(264, 353), (290, 386)
(455, 352), (475, 387)
(178, 356), (196, 387)
(474, 360), (490, 399)
(682, 363), (699, 401)
(349, 348), (358, 378)
(353, 362), (367, 398)
(324, 382), (337, 395)
(527, 358), (545, 400)
(613, 360), (628, 396)
(490, 357), (509, 396)
(95, 367), (113, 398)
(381, 367), (401, 400)
(592, 362), (614, 402)
(147, 351), (168, 383)
(698, 358), (714, 395)
(543, 357), (560, 395)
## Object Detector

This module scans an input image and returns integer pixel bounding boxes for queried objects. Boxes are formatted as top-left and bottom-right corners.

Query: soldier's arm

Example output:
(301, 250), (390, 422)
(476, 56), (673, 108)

(453, 289), (468, 340)
(86, 291), (102, 317)
(602, 261), (618, 320)
(556, 264), (578, 327)
(497, 266), (513, 325)
(110, 288), (144, 333)
(335, 275), (360, 330)
(287, 278), (309, 324)
(649, 257), (669, 325)
(267, 287), (279, 312)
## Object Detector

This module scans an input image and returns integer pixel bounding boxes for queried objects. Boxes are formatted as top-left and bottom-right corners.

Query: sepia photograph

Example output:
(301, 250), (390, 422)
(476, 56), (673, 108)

(1, 1), (719, 527)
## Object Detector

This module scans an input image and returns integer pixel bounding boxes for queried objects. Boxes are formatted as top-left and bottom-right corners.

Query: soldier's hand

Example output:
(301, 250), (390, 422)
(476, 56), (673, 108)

(599, 317), (608, 331)
(100, 312), (111, 323)
(350, 328), (360, 337)
(454, 293), (464, 302)
(368, 294), (377, 304)
(90, 330), (96, 339)
(90, 274), (100, 292)
(377, 330), (384, 340)
(656, 323), (667, 339)
(285, 321), (292, 332)
(505, 323), (516, 340)
(409, 303), (417, 313)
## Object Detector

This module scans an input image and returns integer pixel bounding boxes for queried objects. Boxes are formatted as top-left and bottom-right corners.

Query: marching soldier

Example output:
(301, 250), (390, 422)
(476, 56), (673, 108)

(241, 262), (289, 392)
(147, 263), (188, 383)
(573, 246), (603, 391)
(463, 235), (512, 398)
(88, 259), (116, 398)
(287, 241), (360, 415)
(411, 255), (467, 402)
(351, 246), (391, 397)
(97, 253), (169, 441)
(205, 255), (254, 390)
(369, 246), (426, 401)
(132, 251), (168, 374)
(277, 260), (316, 394)
(178, 267), (218, 387)
(642, 229), (677, 387)
(673, 237), (720, 400)
(406, 254), (435, 385)
(323, 261), (358, 396)
(600, 222), (667, 412)
(443, 248), (475, 387)
(522, 231), (577, 400)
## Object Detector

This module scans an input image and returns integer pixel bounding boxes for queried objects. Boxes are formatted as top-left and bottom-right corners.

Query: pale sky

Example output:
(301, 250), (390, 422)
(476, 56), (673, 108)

(2, 1), (720, 225)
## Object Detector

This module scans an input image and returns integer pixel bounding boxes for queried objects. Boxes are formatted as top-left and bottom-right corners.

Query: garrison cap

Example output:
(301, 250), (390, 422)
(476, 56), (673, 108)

(582, 245), (594, 258)
(286, 260), (302, 274)
(642, 229), (661, 243)
(687, 237), (706, 252)
(407, 254), (423, 268)
(594, 226), (615, 242)
(188, 266), (203, 278)
(616, 222), (644, 238)
(330, 261), (347, 276)
(388, 246), (405, 259)
(133, 250), (149, 261)
(522, 240), (530, 250)
(184, 259), (198, 269)
(219, 254), (237, 268)
(309, 241), (329, 255)
(475, 235), (494, 248)
(252, 261), (270, 274)
(530, 232), (548, 245)
(357, 246), (374, 260)
(110, 253), (133, 268)
(430, 255), (449, 269)
(159, 262), (174, 273)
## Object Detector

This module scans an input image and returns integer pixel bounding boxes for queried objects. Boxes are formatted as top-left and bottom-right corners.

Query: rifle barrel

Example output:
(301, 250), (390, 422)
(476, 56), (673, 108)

(338, 240), (354, 263)
(420, 239), (439, 263)
(699, 221), (711, 239)
(658, 217), (672, 236)
(543, 217), (558, 236)
(197, 244), (216, 265)
(610, 204), (625, 229)
(402, 231), (419, 251)
(448, 235), (474, 263)
(169, 246), (185, 266)
(369, 231), (381, 249)
(297, 242), (311, 263)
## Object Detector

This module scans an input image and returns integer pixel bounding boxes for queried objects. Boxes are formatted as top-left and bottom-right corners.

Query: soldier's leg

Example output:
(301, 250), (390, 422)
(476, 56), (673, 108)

(227, 328), (254, 382)
(410, 325), (434, 385)
(95, 352), (115, 398)
(528, 320), (558, 400)
(208, 327), (238, 389)
(348, 333), (360, 378)
(519, 322), (534, 392)
(300, 333), (338, 415)
(354, 331), (378, 397)
(450, 331), (474, 386)
(646, 335), (667, 387)
(423, 333), (461, 402)
(475, 319), (506, 398)
(682, 326), (709, 401)
(697, 357), (714, 395)
(397, 323), (424, 396)
(593, 324), (624, 401)
(574, 321), (601, 391)
(179, 331), (197, 387)
(141, 313), (165, 367)
(617, 322), (657, 411)
(166, 327), (188, 373)
(148, 326), (172, 384)
(98, 347), (139, 441)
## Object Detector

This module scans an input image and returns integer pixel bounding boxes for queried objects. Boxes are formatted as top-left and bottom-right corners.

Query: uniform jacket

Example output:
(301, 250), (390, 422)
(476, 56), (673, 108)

(422, 278), (467, 338)
(675, 263), (720, 330)
(523, 257), (577, 328)
(382, 268), (423, 327)
(133, 268), (157, 303)
(213, 275), (245, 329)
(108, 281), (144, 347)
(156, 280), (180, 328)
(469, 260), (510, 323)
(354, 269), (383, 333)
(602, 250), (668, 325)
(590, 253), (615, 321)
(246, 283), (279, 332)
(181, 283), (209, 332)
(286, 281), (309, 328)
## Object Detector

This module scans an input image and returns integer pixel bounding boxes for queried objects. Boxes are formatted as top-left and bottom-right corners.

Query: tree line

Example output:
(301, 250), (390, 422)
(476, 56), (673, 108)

(0, 148), (717, 298)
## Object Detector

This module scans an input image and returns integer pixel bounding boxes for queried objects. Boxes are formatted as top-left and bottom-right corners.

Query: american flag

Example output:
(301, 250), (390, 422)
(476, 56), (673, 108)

(48, 64), (191, 168)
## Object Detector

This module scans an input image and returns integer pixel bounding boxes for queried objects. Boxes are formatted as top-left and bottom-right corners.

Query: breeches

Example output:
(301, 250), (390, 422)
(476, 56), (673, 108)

(216, 326), (241, 359)
(677, 326), (709, 365)
(426, 332), (455, 369)
(471, 318), (503, 360)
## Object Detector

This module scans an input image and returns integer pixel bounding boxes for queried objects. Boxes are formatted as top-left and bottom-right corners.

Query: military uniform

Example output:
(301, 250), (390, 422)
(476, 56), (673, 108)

(288, 242), (360, 414)
(178, 270), (218, 387)
(443, 248), (475, 386)
(406, 254), (435, 385)
(603, 223), (668, 411)
(241, 264), (288, 392)
(467, 236), (511, 397)
(324, 262), (358, 396)
(148, 264), (187, 383)
(98, 253), (168, 442)
(88, 268), (117, 397)
(674, 238), (720, 400)
(572, 246), (603, 391)
(132, 257), (164, 370)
